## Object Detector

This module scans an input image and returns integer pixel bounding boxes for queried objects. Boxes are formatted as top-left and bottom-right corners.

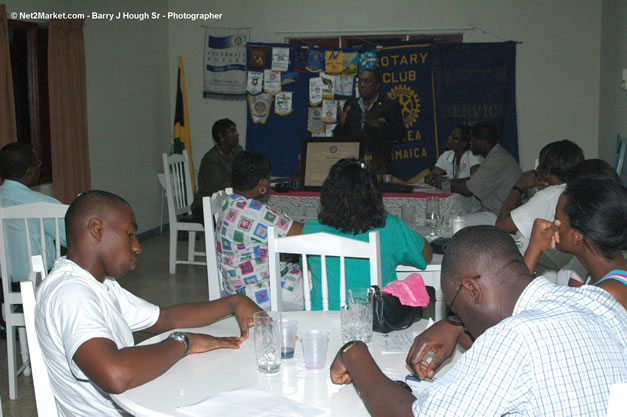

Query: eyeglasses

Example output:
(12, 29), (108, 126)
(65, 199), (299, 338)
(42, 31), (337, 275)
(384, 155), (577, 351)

(446, 274), (480, 325)
(357, 78), (376, 86)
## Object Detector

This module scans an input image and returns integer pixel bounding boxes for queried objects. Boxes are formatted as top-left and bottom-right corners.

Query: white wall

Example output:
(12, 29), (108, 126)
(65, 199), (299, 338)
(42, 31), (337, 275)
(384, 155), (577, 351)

(599, 0), (627, 162)
(168, 0), (602, 173)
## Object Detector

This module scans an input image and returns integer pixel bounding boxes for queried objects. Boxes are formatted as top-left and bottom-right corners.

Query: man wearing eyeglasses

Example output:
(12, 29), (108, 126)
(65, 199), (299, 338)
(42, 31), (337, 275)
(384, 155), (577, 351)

(333, 69), (404, 176)
(330, 226), (626, 416)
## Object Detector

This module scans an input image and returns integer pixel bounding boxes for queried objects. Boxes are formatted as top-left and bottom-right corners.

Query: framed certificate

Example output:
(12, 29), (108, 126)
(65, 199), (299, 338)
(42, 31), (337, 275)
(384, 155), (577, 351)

(301, 138), (360, 189)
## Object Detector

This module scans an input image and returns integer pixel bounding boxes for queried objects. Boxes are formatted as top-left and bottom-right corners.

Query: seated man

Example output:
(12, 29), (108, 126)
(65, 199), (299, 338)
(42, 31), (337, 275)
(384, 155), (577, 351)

(433, 121), (521, 226)
(495, 140), (584, 275)
(0, 142), (67, 282)
(36, 190), (261, 416)
(190, 118), (243, 220)
(331, 226), (626, 417)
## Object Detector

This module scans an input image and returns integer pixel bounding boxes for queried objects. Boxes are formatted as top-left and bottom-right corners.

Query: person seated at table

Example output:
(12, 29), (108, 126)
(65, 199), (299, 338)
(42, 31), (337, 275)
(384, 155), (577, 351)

(191, 118), (243, 220)
(36, 190), (261, 417)
(216, 151), (305, 311)
(331, 226), (626, 417)
(524, 176), (627, 308)
(302, 158), (432, 310)
(424, 124), (482, 185)
(433, 121), (521, 226)
(495, 139), (584, 274)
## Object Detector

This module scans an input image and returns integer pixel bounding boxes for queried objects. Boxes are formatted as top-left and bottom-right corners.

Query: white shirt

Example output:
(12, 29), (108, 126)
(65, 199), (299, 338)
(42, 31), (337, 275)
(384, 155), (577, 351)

(412, 278), (627, 416)
(434, 149), (483, 179)
(511, 184), (566, 253)
(36, 258), (160, 417)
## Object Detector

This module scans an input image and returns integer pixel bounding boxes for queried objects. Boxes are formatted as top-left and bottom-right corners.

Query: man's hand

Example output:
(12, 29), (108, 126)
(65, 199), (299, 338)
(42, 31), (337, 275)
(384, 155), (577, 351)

(330, 350), (353, 385)
(229, 295), (262, 341)
(187, 333), (242, 354)
(406, 320), (465, 379)
(516, 170), (548, 190)
(337, 103), (350, 125)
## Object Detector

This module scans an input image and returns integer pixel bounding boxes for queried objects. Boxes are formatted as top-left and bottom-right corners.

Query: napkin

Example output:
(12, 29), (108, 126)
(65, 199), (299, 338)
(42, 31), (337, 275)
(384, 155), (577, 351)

(176, 386), (327, 417)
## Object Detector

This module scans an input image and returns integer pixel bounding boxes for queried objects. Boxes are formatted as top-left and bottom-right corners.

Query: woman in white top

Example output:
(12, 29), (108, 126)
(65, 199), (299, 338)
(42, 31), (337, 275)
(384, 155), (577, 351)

(425, 124), (483, 185)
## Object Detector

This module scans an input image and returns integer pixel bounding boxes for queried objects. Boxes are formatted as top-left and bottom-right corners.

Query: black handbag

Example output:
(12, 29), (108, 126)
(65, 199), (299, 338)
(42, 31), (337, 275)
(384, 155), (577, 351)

(372, 285), (423, 333)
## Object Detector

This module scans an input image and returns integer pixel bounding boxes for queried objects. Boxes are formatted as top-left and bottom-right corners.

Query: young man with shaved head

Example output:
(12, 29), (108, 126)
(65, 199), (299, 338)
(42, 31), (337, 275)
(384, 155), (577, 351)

(331, 226), (626, 417)
(36, 190), (262, 416)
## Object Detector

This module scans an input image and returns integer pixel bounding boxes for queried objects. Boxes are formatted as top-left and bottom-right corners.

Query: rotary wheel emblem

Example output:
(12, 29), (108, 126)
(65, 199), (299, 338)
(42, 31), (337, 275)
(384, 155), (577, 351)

(387, 85), (420, 128)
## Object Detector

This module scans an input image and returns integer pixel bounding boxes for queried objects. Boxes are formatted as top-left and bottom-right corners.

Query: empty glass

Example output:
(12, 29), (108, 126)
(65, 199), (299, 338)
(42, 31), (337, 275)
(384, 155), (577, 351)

(253, 311), (282, 374)
(425, 196), (440, 238)
(341, 288), (374, 343)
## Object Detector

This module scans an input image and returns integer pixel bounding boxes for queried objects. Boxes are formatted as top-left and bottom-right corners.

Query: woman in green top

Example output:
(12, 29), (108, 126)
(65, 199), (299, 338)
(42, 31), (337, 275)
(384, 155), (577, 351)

(302, 158), (432, 310)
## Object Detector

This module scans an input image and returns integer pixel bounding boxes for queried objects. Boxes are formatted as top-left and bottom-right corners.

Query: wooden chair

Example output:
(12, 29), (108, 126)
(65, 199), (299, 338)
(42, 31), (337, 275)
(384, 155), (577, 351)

(267, 227), (381, 311)
(202, 189), (232, 300)
(20, 255), (59, 416)
(162, 152), (205, 274)
(0, 201), (67, 400)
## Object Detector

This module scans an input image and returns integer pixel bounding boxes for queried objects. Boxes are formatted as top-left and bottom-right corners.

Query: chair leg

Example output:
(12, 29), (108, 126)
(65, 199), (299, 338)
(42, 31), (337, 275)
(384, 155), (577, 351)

(7, 325), (18, 400)
(188, 232), (196, 262)
(169, 227), (177, 274)
(18, 327), (31, 376)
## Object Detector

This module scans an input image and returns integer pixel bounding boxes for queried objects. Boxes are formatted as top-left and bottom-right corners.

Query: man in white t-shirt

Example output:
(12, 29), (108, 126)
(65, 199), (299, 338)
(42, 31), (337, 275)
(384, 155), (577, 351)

(36, 190), (262, 416)
(496, 140), (584, 275)
(425, 124), (483, 184)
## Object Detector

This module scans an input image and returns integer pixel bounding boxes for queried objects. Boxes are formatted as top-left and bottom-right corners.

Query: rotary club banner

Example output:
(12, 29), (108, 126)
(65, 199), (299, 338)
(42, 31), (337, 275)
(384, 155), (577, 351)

(248, 93), (272, 124)
(378, 44), (437, 181)
(321, 99), (338, 123)
(204, 27), (250, 99)
(247, 71), (263, 95)
(274, 92), (293, 116)
(325, 50), (343, 74)
(263, 70), (281, 94)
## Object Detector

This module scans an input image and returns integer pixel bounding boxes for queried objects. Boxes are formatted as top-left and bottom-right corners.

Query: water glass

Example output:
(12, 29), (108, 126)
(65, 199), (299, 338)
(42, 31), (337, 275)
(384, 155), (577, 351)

(425, 196), (440, 238)
(280, 319), (297, 359)
(441, 176), (451, 193)
(341, 288), (374, 343)
(253, 311), (282, 374)
(401, 204), (417, 229)
(301, 330), (329, 369)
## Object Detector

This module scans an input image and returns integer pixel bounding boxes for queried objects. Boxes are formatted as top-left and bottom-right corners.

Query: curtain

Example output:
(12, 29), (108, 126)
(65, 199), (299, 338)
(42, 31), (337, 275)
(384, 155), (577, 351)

(48, 18), (90, 203)
(0, 4), (16, 149)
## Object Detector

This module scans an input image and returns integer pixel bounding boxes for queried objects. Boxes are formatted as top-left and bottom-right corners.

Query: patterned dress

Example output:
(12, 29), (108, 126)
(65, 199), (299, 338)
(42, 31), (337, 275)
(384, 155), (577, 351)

(216, 193), (304, 310)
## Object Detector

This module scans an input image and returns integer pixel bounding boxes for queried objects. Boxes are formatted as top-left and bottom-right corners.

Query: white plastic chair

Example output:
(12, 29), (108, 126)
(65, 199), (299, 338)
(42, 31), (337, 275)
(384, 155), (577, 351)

(162, 152), (206, 274)
(202, 189), (232, 300)
(0, 201), (67, 400)
(267, 227), (381, 311)
(20, 255), (58, 416)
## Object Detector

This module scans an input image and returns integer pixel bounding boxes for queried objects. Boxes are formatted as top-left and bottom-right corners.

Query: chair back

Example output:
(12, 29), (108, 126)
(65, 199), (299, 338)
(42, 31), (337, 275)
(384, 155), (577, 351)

(267, 227), (381, 311)
(162, 152), (194, 220)
(203, 189), (231, 300)
(0, 201), (67, 399)
(21, 275), (59, 416)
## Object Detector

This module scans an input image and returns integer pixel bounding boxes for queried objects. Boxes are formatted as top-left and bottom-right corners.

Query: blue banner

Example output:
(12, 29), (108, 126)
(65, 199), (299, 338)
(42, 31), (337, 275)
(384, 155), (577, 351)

(378, 44), (437, 181)
(432, 42), (518, 161)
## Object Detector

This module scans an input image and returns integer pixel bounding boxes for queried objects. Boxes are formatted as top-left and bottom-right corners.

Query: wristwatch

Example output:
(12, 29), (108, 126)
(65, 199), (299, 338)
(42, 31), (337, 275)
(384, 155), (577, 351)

(169, 331), (190, 356)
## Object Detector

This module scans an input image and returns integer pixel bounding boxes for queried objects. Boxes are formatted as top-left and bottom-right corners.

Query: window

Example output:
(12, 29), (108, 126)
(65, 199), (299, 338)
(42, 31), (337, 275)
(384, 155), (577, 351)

(8, 20), (51, 184)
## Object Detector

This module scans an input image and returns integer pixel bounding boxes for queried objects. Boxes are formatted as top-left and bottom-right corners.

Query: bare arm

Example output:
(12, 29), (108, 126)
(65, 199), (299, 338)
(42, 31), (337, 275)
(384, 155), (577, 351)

(524, 218), (559, 274)
(449, 178), (473, 196)
(287, 221), (304, 236)
(330, 342), (416, 417)
(469, 164), (480, 175)
(73, 294), (261, 394)
(496, 171), (547, 233)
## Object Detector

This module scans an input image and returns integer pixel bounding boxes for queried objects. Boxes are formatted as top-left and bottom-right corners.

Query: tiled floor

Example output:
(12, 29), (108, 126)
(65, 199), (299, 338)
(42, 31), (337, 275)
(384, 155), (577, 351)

(0, 233), (210, 417)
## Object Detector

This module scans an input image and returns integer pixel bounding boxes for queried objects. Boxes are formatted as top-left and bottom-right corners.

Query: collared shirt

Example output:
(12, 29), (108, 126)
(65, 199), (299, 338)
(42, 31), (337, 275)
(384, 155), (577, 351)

(412, 278), (627, 416)
(0, 179), (67, 282)
(466, 144), (521, 214)
(358, 94), (379, 128)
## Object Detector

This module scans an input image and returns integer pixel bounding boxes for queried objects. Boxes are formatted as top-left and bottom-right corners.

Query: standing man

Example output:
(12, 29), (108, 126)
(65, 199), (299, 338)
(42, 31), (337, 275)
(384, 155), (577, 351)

(435, 121), (521, 225)
(191, 118), (243, 220)
(333, 70), (404, 176)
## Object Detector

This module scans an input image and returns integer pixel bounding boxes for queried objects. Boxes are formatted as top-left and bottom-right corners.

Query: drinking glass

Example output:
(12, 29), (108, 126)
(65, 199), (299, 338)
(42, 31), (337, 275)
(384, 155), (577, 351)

(253, 311), (282, 374)
(341, 288), (374, 343)
(425, 196), (440, 238)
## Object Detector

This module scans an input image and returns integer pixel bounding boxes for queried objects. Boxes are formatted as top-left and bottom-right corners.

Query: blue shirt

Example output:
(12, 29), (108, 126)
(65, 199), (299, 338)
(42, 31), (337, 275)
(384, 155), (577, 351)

(0, 180), (67, 282)
(302, 214), (427, 310)
(412, 278), (627, 416)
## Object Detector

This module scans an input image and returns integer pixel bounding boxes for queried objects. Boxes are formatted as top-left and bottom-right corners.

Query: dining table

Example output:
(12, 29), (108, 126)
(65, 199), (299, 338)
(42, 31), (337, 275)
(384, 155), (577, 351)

(112, 311), (464, 417)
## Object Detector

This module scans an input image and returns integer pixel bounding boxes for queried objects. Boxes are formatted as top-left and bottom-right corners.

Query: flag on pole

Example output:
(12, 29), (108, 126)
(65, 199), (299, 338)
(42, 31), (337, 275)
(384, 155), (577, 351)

(173, 56), (195, 189)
